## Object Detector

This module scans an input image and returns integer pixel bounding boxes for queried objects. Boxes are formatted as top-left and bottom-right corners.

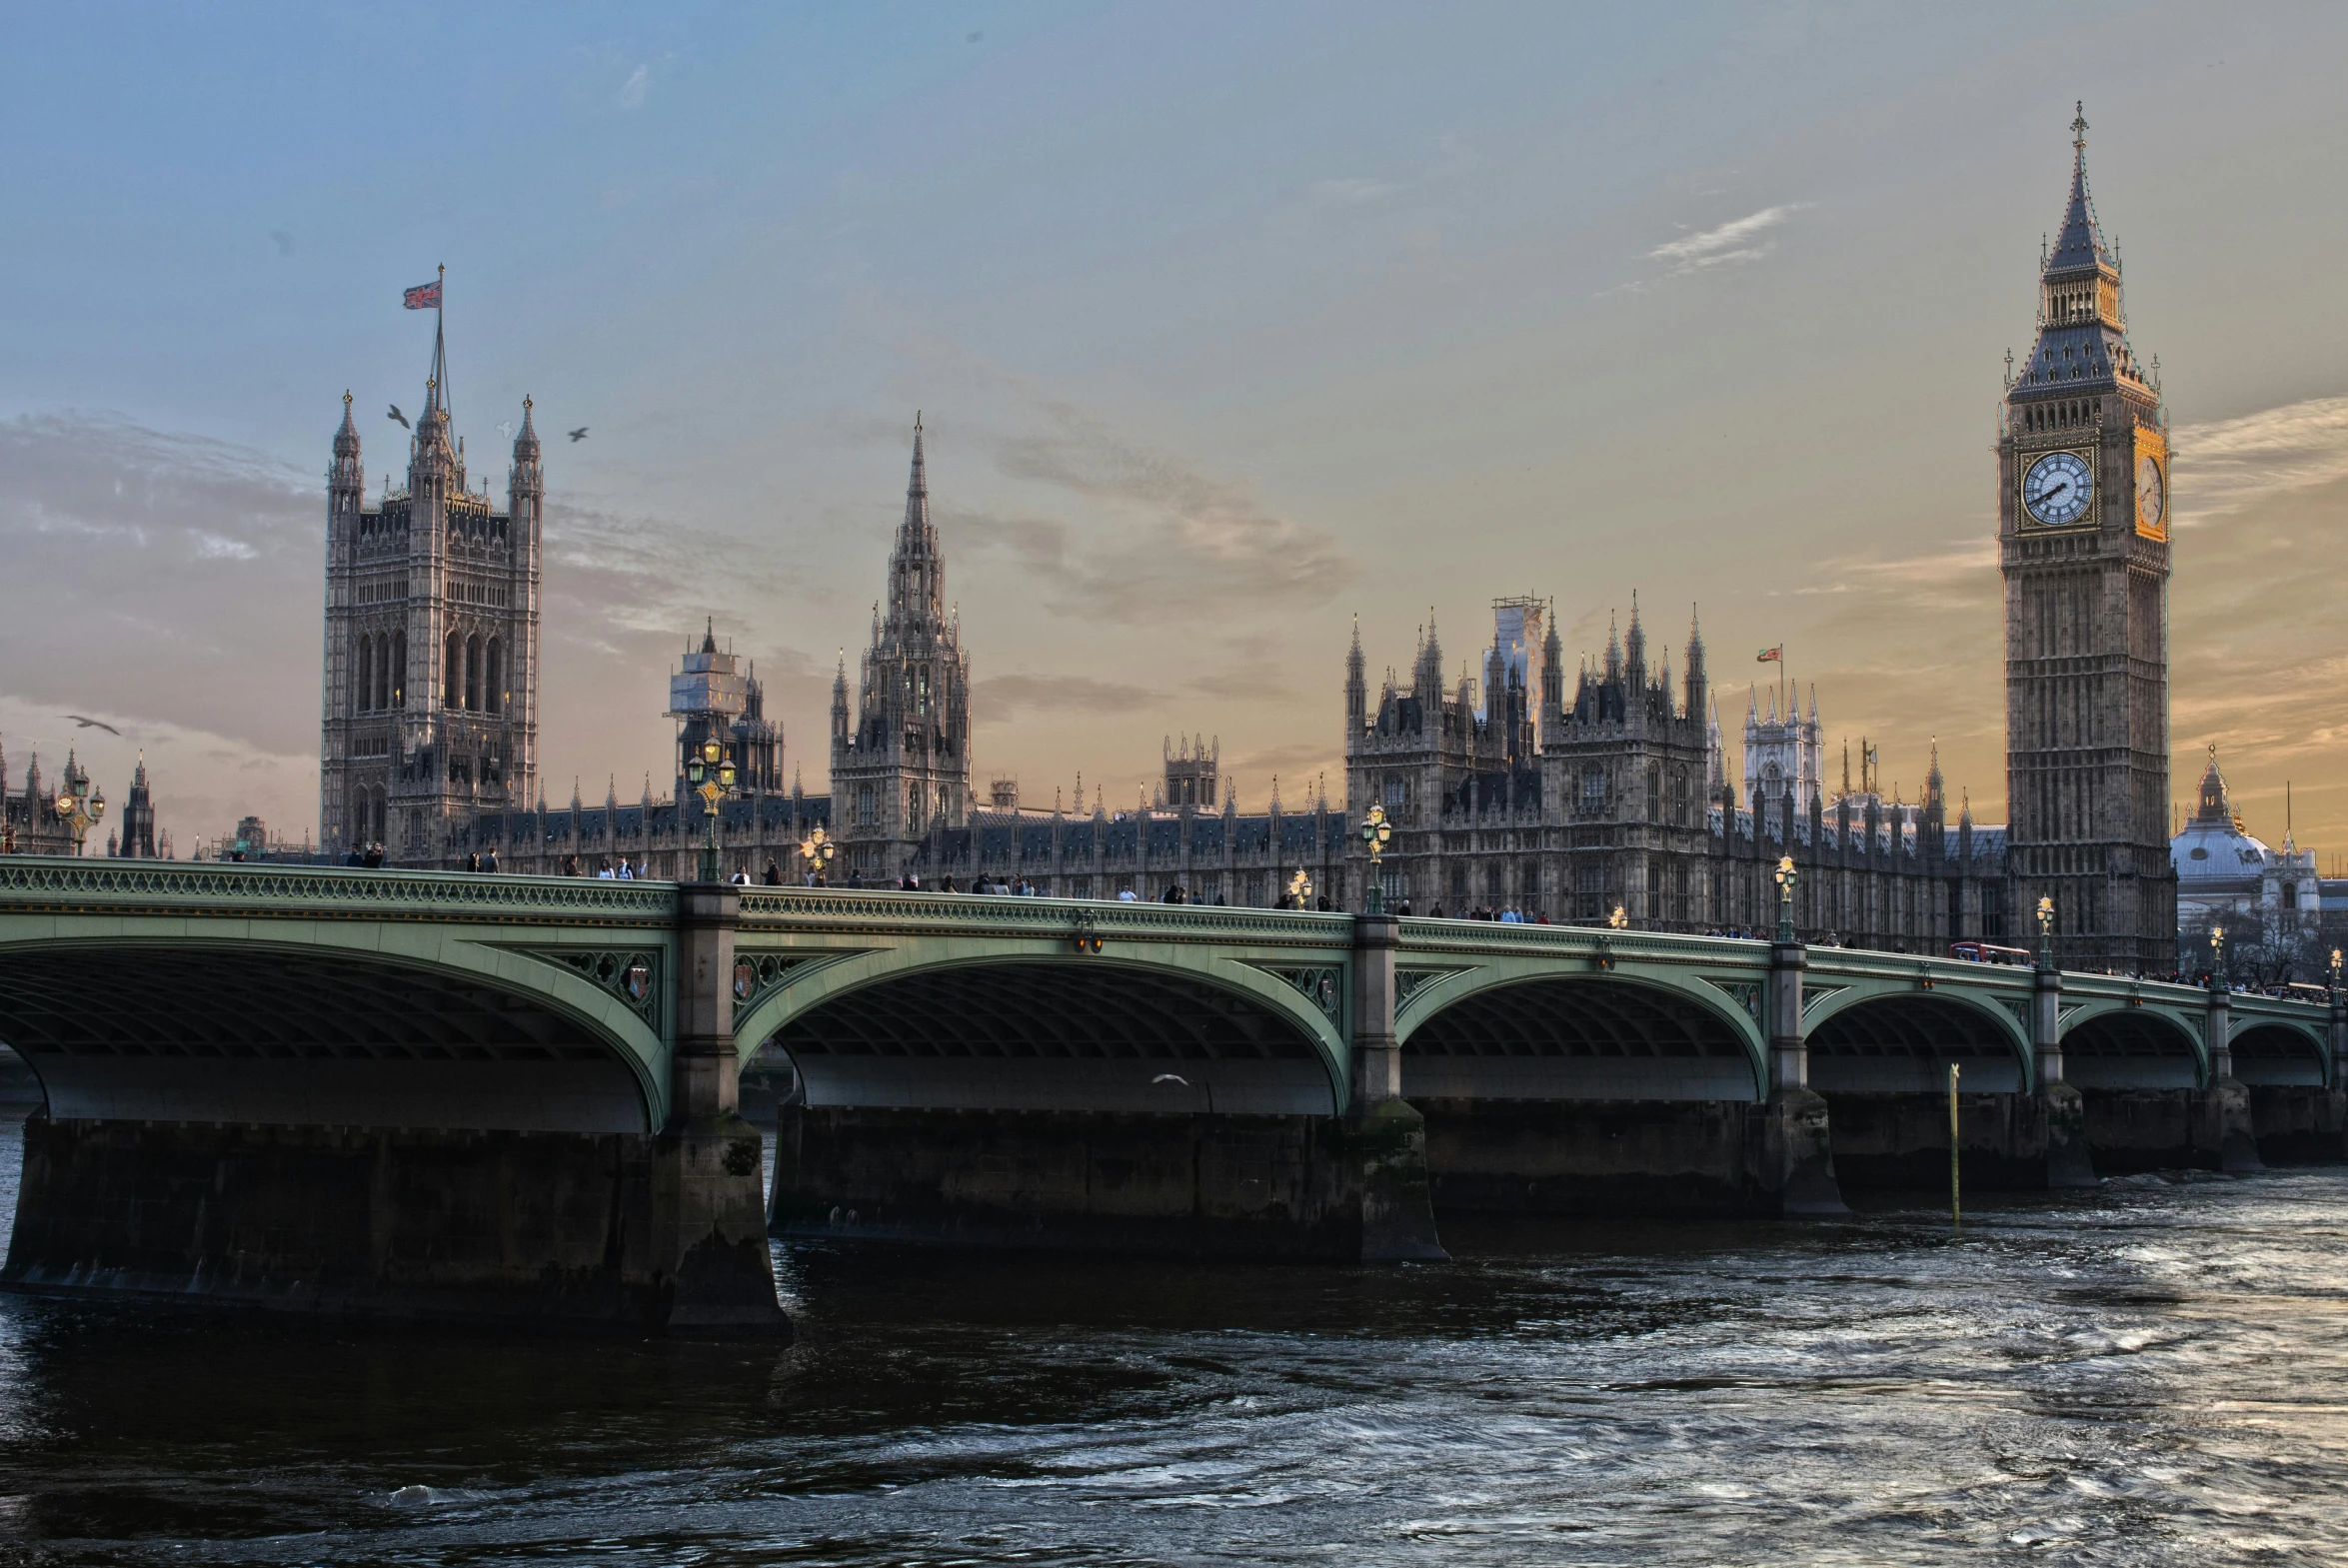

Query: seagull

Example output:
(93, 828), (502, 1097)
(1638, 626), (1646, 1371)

(387, 404), (411, 429)
(567, 427), (588, 443)
(496, 420), (515, 441)
(1152, 1073), (1189, 1087)
(63, 715), (122, 736)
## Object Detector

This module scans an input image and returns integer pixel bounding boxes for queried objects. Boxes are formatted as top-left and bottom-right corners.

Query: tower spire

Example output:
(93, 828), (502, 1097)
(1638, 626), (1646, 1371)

(425, 264), (449, 416)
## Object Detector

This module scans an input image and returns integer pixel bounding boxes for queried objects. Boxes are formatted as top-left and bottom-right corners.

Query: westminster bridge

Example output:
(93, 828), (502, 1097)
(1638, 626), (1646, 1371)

(0, 857), (2339, 1333)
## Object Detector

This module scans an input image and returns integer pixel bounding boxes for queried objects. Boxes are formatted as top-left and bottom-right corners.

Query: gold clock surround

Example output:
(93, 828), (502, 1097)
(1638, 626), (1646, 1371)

(2133, 425), (2169, 542)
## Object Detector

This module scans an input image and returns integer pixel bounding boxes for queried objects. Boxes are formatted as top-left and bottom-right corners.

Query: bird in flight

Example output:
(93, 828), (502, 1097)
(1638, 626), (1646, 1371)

(387, 405), (411, 429)
(63, 715), (122, 736)
(568, 427), (589, 443)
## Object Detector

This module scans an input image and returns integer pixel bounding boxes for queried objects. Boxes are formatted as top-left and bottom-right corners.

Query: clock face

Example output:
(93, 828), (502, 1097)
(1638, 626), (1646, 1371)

(2136, 454), (2165, 528)
(2023, 450), (2093, 526)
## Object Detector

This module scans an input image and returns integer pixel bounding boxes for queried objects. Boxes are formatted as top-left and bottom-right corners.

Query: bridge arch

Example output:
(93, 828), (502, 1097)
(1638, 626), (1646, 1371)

(736, 950), (1346, 1115)
(2059, 1004), (2205, 1089)
(1805, 986), (2032, 1093)
(0, 932), (665, 1132)
(1396, 971), (1765, 1101)
(2230, 1019), (2330, 1087)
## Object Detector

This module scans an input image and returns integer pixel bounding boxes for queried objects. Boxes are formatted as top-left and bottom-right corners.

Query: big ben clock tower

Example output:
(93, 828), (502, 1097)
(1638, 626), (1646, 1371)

(2000, 104), (2176, 973)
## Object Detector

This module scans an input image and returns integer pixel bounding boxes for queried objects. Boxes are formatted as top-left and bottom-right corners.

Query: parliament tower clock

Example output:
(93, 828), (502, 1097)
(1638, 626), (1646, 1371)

(1998, 104), (2176, 973)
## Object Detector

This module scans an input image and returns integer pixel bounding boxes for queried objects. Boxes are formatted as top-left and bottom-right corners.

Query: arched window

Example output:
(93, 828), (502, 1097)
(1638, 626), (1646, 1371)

(465, 635), (482, 712)
(390, 631), (406, 707)
(355, 637), (373, 714)
(485, 639), (503, 716)
(445, 632), (463, 710)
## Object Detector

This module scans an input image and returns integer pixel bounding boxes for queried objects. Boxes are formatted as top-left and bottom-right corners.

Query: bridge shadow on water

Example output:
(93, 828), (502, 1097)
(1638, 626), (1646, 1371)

(6, 1119), (2348, 1564)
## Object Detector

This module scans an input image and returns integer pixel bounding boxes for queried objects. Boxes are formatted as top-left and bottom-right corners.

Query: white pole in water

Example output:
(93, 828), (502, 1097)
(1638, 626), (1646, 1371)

(1948, 1061), (1961, 1231)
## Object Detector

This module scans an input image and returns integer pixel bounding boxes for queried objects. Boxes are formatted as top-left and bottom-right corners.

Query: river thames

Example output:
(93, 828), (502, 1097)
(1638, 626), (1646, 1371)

(2, 1121), (2344, 1566)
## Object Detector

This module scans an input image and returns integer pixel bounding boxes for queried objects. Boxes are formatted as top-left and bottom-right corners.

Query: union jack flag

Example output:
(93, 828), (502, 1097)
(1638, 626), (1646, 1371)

(402, 280), (442, 310)
(1756, 646), (1782, 664)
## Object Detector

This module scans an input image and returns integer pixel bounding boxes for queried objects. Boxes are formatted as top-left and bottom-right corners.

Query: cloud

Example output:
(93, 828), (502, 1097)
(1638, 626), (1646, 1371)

(2171, 395), (2348, 530)
(616, 63), (648, 111)
(1312, 177), (1398, 207)
(956, 402), (1354, 624)
(972, 673), (1154, 722)
(1647, 204), (1808, 277)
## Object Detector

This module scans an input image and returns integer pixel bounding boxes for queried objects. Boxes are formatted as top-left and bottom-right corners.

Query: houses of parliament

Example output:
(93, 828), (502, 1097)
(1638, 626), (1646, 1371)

(312, 113), (2180, 972)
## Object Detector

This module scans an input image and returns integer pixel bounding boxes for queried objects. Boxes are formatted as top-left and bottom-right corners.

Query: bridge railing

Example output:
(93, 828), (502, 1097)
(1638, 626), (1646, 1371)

(0, 854), (677, 920)
(737, 885), (1356, 947)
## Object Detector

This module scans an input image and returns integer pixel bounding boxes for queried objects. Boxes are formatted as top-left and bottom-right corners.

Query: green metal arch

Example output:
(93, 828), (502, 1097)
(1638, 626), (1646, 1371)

(731, 943), (1352, 1101)
(2058, 997), (2209, 1079)
(1394, 959), (1769, 1097)
(2225, 1015), (2332, 1085)
(0, 923), (670, 1126)
(1804, 977), (2035, 1076)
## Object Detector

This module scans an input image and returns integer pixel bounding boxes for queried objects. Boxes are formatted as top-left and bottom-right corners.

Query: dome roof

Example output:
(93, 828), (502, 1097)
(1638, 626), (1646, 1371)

(2172, 750), (2270, 883)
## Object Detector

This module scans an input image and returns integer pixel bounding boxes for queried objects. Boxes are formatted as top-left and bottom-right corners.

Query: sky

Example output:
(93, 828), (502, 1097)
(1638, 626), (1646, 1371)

(2, 2), (2344, 862)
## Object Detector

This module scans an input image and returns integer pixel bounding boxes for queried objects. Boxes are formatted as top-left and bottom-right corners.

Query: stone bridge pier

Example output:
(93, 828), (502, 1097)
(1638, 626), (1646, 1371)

(757, 902), (1447, 1261)
(0, 866), (787, 1334)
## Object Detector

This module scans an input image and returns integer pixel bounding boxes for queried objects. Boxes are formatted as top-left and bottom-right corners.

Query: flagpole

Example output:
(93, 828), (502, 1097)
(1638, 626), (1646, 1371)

(438, 263), (447, 412)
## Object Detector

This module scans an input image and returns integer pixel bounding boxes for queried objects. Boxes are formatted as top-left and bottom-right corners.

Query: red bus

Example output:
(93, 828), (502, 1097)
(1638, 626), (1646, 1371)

(1949, 941), (2033, 966)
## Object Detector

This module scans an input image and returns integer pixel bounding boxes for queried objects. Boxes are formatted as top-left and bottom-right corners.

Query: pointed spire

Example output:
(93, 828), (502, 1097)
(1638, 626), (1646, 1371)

(424, 265), (450, 416)
(514, 394), (540, 459)
(334, 390), (361, 457)
(702, 617), (717, 656)
(2046, 101), (2113, 277)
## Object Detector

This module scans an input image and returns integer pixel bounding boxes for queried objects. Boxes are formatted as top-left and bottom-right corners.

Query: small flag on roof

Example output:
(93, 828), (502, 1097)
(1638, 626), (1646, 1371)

(402, 280), (442, 310)
(1756, 646), (1782, 663)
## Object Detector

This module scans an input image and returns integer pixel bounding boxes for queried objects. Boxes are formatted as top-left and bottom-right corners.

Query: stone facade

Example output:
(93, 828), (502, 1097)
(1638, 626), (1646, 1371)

(1999, 107), (2178, 971)
(1339, 600), (2009, 943)
(830, 420), (974, 883)
(318, 317), (543, 863)
(0, 747), (84, 856)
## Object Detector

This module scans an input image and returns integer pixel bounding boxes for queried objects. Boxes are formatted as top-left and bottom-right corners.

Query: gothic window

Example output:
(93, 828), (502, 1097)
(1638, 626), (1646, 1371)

(1449, 864), (1467, 900)
(355, 636), (373, 714)
(1646, 764), (1661, 821)
(1382, 775), (1405, 809)
(445, 632), (463, 710)
(1580, 769), (1605, 809)
(908, 784), (925, 833)
(464, 635), (482, 713)
(857, 786), (876, 828)
(485, 639), (503, 716)
(390, 630), (406, 707)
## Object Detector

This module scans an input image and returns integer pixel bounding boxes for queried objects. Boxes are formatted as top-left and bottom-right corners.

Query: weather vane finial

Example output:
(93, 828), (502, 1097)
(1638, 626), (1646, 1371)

(2071, 100), (2088, 155)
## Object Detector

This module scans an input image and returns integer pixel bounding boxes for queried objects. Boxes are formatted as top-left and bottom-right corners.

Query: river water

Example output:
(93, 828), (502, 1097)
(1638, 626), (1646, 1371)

(2, 1119), (2346, 1566)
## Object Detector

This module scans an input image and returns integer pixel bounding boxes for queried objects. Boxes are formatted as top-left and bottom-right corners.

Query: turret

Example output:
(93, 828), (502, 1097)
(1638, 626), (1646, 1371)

(1623, 593), (1646, 693)
(1683, 606), (1706, 724)
(1345, 614), (1366, 733)
(331, 392), (364, 511)
(1540, 610), (1564, 742)
(831, 650), (850, 750)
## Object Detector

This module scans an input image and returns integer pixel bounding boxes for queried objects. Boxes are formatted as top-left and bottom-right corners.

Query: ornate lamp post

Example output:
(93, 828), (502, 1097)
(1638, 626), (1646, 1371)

(1608, 904), (1628, 930)
(2330, 947), (2342, 997)
(1772, 854), (1798, 943)
(1287, 867), (1312, 910)
(1360, 802), (1392, 914)
(2035, 894), (2055, 970)
(799, 823), (837, 886)
(684, 737), (737, 883)
(2208, 923), (2226, 990)
(53, 775), (107, 856)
